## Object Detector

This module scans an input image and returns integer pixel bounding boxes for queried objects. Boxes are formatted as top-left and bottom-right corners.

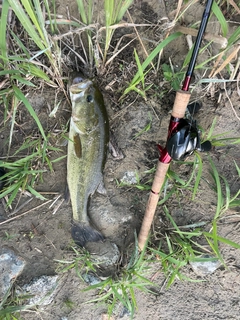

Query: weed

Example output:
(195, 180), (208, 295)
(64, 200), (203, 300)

(63, 298), (75, 310)
(123, 32), (182, 96)
(102, 0), (134, 65)
(161, 62), (185, 91)
(124, 0), (240, 94)
(3, 231), (18, 241)
(150, 206), (205, 287)
(0, 288), (33, 320)
(201, 117), (240, 147)
(0, 135), (63, 206)
(208, 157), (240, 220)
(150, 153), (240, 286)
(68, 0), (133, 69)
(132, 112), (152, 139)
(116, 151), (203, 203)
(6, 0), (62, 81)
(84, 236), (155, 319)
(56, 246), (99, 277)
(128, 49), (153, 99)
(57, 237), (156, 319)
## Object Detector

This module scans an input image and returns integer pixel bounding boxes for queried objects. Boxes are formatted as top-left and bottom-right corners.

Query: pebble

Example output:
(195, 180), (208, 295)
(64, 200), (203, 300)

(81, 272), (102, 285)
(0, 247), (26, 300)
(120, 171), (137, 185)
(18, 275), (58, 306)
(190, 254), (222, 276)
(85, 240), (120, 268)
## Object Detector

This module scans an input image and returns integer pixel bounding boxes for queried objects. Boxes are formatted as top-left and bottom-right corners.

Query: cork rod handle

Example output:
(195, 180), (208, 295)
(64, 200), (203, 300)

(138, 90), (191, 251)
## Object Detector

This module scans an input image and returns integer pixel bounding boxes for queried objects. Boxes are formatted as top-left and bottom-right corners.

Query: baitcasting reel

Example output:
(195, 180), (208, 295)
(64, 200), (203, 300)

(166, 118), (212, 161)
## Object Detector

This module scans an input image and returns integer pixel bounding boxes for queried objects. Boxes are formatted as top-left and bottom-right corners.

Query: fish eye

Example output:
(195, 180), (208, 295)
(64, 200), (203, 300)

(86, 95), (93, 103)
(72, 77), (83, 84)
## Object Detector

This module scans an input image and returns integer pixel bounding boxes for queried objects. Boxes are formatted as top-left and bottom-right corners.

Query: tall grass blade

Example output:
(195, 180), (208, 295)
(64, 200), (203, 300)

(164, 206), (184, 239)
(103, 0), (134, 64)
(0, 0), (10, 64)
(206, 116), (217, 141)
(117, 0), (133, 21)
(44, 0), (57, 34)
(124, 32), (181, 95)
(7, 0), (46, 51)
(8, 95), (18, 153)
(9, 30), (30, 57)
(192, 152), (203, 200)
(221, 175), (230, 212)
(12, 86), (47, 140)
(212, 1), (228, 37)
(76, 0), (88, 24)
(134, 48), (145, 92)
(203, 231), (240, 249)
(212, 220), (222, 261)
(228, 26), (240, 46)
(27, 185), (46, 200)
(19, 63), (53, 83)
(209, 157), (223, 219)
(25, 0), (46, 41)
(234, 161), (240, 176)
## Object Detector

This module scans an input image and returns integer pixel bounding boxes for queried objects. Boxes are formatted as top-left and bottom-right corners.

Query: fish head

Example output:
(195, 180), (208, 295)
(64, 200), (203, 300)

(70, 77), (93, 105)
(69, 76), (98, 131)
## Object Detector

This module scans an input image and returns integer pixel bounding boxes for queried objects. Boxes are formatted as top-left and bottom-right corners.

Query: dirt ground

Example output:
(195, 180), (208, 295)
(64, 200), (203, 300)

(0, 1), (240, 319)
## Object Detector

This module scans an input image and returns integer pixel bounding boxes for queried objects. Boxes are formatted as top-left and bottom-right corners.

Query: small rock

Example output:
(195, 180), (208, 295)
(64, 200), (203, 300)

(81, 272), (102, 285)
(190, 254), (222, 276)
(0, 247), (26, 300)
(120, 171), (137, 185)
(101, 314), (115, 320)
(85, 240), (120, 269)
(18, 275), (58, 306)
(119, 306), (131, 318)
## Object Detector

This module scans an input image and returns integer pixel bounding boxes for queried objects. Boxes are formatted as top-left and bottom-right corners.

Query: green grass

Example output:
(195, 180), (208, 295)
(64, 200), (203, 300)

(64, 0), (133, 68)
(0, 288), (33, 320)
(57, 236), (156, 319)
(102, 0), (133, 65)
(123, 0), (240, 94)
(0, 135), (64, 206)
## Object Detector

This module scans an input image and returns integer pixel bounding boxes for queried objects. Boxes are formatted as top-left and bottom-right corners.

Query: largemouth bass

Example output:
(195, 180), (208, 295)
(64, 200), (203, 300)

(67, 75), (109, 247)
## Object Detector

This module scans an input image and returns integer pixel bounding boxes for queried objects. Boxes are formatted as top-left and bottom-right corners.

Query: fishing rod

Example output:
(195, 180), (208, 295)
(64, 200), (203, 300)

(138, 0), (214, 251)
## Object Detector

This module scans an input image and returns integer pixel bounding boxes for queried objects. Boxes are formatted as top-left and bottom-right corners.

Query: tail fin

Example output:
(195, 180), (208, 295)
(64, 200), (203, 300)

(71, 221), (104, 247)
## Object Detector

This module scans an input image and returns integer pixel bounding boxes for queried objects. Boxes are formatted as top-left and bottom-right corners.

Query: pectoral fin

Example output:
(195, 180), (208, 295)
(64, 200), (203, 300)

(74, 134), (82, 158)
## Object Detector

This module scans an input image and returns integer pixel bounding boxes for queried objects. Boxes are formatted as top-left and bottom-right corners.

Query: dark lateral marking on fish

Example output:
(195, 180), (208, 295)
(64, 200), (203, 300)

(73, 134), (82, 159)
(71, 222), (104, 247)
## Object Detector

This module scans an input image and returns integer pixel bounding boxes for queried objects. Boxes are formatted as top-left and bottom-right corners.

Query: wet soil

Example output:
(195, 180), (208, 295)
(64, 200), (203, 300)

(0, 1), (240, 319)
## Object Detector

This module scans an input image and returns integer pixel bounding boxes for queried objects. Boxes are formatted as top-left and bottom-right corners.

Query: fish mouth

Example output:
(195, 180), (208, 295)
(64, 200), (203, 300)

(69, 80), (92, 94)
(70, 78), (93, 95)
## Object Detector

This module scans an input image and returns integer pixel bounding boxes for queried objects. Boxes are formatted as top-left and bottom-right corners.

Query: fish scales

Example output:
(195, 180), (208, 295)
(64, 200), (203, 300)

(67, 76), (109, 247)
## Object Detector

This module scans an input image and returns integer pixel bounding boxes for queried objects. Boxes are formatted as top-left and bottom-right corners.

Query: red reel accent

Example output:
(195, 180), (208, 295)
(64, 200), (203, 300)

(157, 116), (182, 164)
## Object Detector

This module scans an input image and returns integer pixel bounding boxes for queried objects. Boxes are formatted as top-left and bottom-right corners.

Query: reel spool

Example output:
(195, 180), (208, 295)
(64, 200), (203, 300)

(166, 118), (212, 161)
